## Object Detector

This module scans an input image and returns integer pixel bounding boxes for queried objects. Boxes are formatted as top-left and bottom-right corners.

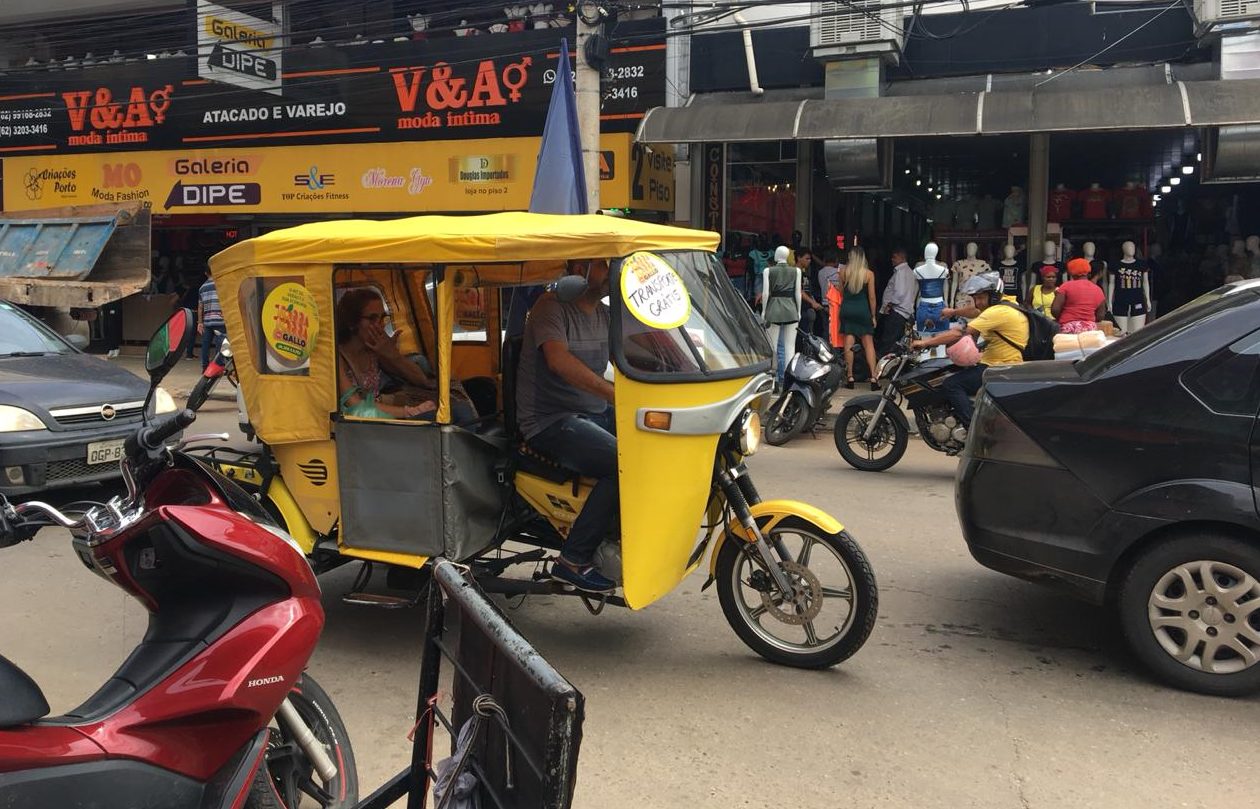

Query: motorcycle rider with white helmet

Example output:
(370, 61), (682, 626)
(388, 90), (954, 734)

(910, 272), (1027, 427)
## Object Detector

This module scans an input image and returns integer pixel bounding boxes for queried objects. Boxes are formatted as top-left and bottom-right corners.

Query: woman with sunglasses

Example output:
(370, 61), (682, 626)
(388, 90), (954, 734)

(335, 287), (437, 419)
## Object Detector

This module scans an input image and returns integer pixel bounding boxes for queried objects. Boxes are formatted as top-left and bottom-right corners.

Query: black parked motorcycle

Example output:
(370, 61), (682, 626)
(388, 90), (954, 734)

(764, 333), (844, 446)
(833, 337), (970, 471)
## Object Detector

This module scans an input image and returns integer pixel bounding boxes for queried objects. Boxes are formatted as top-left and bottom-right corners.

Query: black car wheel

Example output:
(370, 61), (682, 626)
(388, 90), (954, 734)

(1118, 533), (1260, 697)
(833, 404), (907, 471)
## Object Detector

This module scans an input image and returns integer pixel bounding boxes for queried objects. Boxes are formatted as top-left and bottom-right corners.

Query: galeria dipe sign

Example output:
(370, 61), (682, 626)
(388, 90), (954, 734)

(197, 0), (283, 95)
(2, 134), (660, 214)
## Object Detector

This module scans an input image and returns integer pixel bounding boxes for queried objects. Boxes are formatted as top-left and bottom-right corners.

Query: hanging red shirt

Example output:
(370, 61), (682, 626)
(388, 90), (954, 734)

(1079, 187), (1111, 219)
(1114, 186), (1150, 220)
(1048, 188), (1075, 222)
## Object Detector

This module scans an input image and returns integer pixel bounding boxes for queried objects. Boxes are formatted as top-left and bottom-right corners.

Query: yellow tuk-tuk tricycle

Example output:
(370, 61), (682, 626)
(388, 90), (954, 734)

(199, 213), (877, 668)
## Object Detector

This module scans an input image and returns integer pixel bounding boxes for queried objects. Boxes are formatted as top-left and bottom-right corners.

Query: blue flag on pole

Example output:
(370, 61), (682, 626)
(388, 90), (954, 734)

(507, 38), (588, 335)
(529, 38), (588, 215)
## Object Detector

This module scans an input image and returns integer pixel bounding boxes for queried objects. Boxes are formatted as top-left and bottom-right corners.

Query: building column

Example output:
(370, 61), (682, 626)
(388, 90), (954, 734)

(1028, 133), (1050, 263)
(795, 143), (813, 245)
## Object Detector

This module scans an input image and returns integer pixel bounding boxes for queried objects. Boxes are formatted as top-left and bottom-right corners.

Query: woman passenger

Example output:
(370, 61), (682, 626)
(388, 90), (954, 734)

(336, 288), (436, 420)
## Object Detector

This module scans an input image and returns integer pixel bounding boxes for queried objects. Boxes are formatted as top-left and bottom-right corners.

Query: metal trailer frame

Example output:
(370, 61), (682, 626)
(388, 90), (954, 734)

(355, 559), (584, 809)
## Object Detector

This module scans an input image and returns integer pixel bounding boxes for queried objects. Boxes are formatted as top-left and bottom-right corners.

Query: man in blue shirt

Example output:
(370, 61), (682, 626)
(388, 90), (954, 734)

(197, 277), (226, 370)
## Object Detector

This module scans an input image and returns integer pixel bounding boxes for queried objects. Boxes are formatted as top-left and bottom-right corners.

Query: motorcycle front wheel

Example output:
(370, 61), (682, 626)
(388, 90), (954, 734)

(833, 403), (908, 471)
(247, 673), (358, 809)
(716, 517), (878, 669)
(763, 392), (809, 446)
(186, 374), (217, 412)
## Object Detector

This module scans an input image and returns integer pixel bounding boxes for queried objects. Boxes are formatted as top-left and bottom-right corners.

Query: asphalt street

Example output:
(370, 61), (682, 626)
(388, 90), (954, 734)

(4, 385), (1258, 808)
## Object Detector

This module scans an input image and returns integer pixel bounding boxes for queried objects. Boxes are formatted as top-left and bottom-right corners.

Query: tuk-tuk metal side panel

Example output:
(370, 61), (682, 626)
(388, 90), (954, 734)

(334, 419), (506, 561)
(336, 418), (447, 557)
(272, 441), (340, 536)
(613, 373), (753, 610)
(440, 427), (508, 561)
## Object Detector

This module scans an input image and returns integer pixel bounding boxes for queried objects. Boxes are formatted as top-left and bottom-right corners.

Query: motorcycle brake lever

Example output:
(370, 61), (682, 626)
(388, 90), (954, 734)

(178, 432), (231, 449)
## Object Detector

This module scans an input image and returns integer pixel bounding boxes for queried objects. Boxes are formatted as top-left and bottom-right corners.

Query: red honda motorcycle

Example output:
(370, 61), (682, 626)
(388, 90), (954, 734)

(0, 310), (356, 809)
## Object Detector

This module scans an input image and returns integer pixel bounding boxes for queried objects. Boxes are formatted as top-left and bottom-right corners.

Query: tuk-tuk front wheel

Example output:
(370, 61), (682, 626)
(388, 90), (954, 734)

(715, 518), (877, 669)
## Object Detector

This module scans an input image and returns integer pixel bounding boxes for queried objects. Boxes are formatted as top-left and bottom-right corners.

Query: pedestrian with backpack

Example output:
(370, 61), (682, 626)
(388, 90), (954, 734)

(910, 272), (1036, 427)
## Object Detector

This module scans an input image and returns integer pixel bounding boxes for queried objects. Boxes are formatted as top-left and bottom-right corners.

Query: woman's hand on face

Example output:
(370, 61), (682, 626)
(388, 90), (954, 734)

(363, 322), (402, 358)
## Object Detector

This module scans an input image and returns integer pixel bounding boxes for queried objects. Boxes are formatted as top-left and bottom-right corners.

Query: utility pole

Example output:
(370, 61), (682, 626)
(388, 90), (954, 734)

(575, 2), (604, 213)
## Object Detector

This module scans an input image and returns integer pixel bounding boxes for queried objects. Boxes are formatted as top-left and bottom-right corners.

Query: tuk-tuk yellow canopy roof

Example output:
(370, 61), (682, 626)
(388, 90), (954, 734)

(210, 212), (719, 277)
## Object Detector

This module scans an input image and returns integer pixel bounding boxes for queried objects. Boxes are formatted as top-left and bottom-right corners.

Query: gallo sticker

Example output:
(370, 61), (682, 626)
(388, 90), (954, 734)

(262, 282), (320, 367)
(620, 252), (691, 330)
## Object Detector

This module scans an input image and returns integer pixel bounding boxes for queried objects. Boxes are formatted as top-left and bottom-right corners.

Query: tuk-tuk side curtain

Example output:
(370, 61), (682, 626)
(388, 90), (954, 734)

(217, 262), (338, 446)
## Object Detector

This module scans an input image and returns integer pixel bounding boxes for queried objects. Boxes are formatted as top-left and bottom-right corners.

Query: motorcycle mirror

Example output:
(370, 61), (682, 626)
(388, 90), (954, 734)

(552, 275), (589, 304)
(145, 308), (196, 385)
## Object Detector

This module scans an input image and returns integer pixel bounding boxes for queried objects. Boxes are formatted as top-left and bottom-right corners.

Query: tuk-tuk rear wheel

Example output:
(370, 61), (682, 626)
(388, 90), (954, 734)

(715, 518), (877, 669)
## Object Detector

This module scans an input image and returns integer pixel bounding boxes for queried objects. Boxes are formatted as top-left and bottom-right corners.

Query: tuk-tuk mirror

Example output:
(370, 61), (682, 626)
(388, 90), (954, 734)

(553, 275), (589, 304)
(145, 307), (196, 383)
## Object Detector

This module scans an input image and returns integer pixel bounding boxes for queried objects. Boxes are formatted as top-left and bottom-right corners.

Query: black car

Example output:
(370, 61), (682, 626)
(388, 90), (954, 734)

(958, 281), (1260, 696)
(0, 300), (177, 496)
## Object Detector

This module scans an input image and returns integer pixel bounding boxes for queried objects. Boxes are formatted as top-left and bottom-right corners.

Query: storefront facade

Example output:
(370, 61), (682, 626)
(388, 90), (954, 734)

(0, 8), (672, 341)
(649, 2), (1260, 308)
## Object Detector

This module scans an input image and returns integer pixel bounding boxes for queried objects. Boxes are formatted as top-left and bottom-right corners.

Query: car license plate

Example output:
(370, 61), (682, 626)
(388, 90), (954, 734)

(86, 438), (125, 466)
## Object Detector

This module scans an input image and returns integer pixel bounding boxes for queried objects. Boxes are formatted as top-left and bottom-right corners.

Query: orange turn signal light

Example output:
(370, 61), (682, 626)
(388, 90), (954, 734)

(643, 411), (672, 430)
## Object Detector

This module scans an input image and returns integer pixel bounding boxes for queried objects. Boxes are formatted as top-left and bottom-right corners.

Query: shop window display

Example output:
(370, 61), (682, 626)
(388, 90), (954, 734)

(727, 142), (797, 254)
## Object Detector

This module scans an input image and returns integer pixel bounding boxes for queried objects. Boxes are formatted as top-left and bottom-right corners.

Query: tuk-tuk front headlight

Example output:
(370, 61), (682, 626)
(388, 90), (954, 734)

(739, 409), (761, 456)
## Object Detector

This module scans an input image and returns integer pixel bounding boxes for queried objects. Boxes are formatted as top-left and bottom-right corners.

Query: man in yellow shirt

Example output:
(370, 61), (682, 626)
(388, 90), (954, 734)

(911, 272), (1026, 426)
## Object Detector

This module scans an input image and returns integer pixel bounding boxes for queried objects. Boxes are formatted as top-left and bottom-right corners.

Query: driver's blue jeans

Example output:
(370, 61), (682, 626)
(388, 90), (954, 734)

(527, 409), (618, 566)
(941, 364), (987, 426)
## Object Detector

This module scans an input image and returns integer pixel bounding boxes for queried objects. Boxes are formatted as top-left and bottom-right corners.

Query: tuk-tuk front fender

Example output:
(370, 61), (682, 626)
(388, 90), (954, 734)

(212, 461), (320, 556)
(707, 499), (845, 579)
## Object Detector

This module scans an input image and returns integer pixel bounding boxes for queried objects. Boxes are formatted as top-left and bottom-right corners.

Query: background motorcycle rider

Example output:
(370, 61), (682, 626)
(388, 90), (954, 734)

(910, 273), (1026, 426)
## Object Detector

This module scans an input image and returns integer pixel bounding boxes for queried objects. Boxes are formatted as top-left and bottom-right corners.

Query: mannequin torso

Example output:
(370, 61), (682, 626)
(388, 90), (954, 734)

(950, 249), (990, 308)
(914, 244), (950, 334)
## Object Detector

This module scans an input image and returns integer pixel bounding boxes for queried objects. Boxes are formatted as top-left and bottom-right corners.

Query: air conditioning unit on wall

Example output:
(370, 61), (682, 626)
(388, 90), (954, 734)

(811, 1), (904, 59)
(1195, 0), (1260, 26)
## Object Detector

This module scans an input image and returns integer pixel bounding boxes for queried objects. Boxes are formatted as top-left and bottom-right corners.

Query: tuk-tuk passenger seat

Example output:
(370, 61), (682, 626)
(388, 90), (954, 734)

(502, 335), (582, 484)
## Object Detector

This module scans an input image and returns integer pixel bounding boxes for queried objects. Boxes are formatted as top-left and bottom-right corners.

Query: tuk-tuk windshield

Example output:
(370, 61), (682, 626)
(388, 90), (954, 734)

(613, 250), (772, 381)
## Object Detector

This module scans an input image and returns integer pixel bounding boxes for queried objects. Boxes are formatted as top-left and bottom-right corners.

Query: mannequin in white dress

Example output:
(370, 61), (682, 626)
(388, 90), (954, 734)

(948, 242), (991, 309)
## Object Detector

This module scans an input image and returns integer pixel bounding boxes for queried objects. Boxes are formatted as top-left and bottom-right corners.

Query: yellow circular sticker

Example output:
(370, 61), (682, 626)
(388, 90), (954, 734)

(262, 282), (320, 367)
(620, 252), (691, 330)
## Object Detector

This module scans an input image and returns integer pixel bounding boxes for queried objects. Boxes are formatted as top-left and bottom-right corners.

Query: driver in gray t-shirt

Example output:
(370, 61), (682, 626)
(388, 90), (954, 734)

(515, 259), (619, 593)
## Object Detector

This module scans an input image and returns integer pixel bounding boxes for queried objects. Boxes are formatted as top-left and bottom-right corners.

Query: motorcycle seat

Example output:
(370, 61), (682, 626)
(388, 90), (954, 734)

(514, 443), (580, 484)
(0, 653), (49, 727)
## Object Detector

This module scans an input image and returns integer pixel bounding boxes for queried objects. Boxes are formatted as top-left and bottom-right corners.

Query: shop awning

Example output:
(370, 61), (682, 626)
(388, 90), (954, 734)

(637, 78), (1260, 143)
(0, 203), (151, 308)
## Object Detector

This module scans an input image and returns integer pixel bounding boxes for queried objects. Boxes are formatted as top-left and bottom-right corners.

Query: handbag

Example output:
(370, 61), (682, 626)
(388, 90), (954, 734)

(339, 386), (390, 419)
(946, 334), (981, 367)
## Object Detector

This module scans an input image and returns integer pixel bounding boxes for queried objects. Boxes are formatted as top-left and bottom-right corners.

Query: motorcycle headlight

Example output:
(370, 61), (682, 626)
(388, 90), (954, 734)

(817, 344), (834, 363)
(739, 409), (761, 456)
(154, 387), (178, 414)
(219, 338), (233, 359)
(875, 355), (897, 380)
(0, 405), (46, 432)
